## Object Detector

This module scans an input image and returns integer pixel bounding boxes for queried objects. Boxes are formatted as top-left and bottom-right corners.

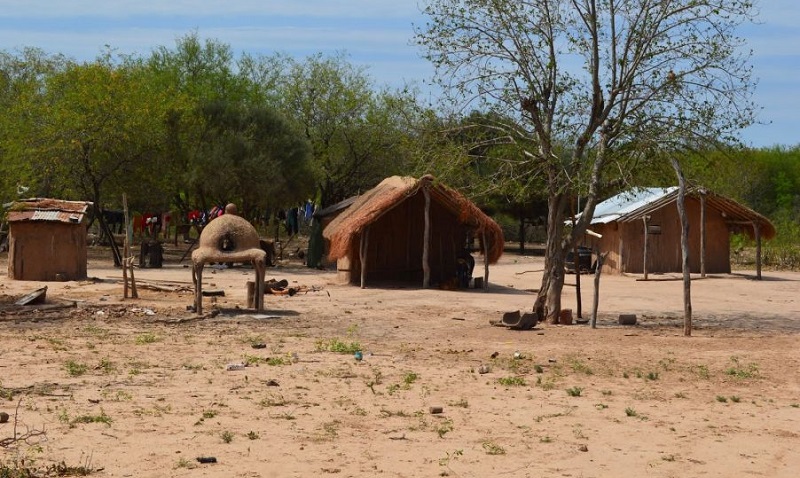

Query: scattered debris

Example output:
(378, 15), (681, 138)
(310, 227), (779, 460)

(196, 457), (217, 464)
(478, 364), (491, 374)
(494, 310), (539, 330)
(15, 286), (47, 306)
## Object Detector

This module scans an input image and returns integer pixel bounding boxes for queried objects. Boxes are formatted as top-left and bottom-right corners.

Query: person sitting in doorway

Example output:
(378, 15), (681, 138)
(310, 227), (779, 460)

(456, 248), (475, 288)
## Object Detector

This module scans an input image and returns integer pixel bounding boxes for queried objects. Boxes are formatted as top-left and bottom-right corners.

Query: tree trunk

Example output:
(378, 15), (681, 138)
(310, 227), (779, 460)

(533, 192), (568, 324)
(671, 157), (692, 337)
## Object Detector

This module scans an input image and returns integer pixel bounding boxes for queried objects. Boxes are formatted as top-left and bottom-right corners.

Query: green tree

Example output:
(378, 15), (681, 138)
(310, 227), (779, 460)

(417, 0), (757, 322)
(16, 53), (184, 264)
(187, 100), (314, 219)
(274, 52), (415, 207)
(0, 48), (70, 200)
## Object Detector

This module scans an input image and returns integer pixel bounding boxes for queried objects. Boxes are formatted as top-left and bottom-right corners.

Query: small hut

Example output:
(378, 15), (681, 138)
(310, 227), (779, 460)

(583, 187), (775, 277)
(6, 198), (93, 281)
(322, 175), (504, 288)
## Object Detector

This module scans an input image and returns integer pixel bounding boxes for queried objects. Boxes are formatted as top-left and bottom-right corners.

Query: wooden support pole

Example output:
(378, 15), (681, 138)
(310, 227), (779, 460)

(126, 256), (138, 299)
(422, 187), (431, 289)
(121, 195), (139, 299)
(255, 262), (265, 311)
(247, 280), (255, 309)
(122, 254), (129, 299)
(754, 221), (762, 280)
(482, 231), (489, 291)
(591, 253), (607, 329)
(194, 265), (203, 315)
(360, 227), (370, 289)
(642, 216), (649, 280)
(700, 193), (707, 278)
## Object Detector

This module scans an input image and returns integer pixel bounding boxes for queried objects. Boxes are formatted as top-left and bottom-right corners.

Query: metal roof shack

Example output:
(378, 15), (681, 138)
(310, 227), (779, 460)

(578, 187), (775, 277)
(6, 198), (93, 281)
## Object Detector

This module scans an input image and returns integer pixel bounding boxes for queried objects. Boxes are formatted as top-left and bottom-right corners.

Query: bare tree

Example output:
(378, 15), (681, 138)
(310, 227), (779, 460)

(417, 0), (757, 323)
(671, 157), (693, 336)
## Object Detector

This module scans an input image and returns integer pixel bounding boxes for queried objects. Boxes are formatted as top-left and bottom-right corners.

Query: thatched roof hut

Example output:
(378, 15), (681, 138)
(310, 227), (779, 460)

(6, 198), (93, 281)
(322, 175), (504, 288)
(582, 187), (775, 277)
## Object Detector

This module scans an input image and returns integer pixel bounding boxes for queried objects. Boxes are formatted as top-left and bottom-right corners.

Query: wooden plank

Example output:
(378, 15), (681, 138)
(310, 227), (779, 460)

(15, 286), (47, 305)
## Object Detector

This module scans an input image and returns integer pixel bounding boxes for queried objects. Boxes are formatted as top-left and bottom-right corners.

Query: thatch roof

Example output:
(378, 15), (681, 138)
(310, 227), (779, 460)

(588, 187), (776, 240)
(323, 175), (504, 263)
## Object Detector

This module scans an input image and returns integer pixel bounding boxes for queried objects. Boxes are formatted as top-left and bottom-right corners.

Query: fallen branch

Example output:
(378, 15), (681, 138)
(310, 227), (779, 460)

(0, 397), (47, 449)
(515, 269), (544, 275)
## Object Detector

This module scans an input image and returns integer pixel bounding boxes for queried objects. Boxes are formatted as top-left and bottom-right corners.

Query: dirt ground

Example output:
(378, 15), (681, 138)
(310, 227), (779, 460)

(1, 243), (799, 478)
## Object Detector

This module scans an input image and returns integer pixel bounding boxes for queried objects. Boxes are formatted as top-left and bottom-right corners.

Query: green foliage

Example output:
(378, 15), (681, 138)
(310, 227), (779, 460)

(314, 338), (361, 354)
(135, 333), (159, 345)
(725, 356), (759, 379)
(498, 376), (526, 387)
(64, 360), (88, 377)
(566, 386), (583, 397)
(185, 99), (314, 215)
(71, 409), (112, 426)
(1, 36), (426, 227)
(0, 459), (95, 477)
(482, 441), (506, 455)
(403, 372), (419, 385)
(436, 418), (454, 438)
(271, 52), (415, 206)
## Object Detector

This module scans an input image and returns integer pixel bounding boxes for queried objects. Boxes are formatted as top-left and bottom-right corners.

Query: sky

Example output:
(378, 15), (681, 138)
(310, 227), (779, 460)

(0, 0), (797, 148)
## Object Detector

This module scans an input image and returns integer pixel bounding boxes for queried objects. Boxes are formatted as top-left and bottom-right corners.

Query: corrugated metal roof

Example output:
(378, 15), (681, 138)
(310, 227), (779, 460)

(7, 198), (92, 224)
(31, 210), (62, 221)
(586, 187), (776, 240)
(590, 187), (677, 224)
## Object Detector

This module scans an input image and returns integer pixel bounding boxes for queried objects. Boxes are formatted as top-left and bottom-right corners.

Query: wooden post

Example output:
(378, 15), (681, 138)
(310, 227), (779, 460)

(570, 199), (581, 318)
(255, 262), (265, 311)
(194, 265), (203, 315)
(642, 216), (649, 280)
(360, 227), (370, 289)
(754, 221), (762, 280)
(591, 253), (607, 329)
(422, 187), (431, 289)
(122, 194), (137, 299)
(482, 231), (489, 291)
(700, 192), (707, 278)
(246, 280), (255, 309)
(574, 245), (582, 318)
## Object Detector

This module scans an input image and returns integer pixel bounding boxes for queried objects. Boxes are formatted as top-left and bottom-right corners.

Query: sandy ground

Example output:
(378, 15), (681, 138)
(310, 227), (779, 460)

(1, 244), (799, 478)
